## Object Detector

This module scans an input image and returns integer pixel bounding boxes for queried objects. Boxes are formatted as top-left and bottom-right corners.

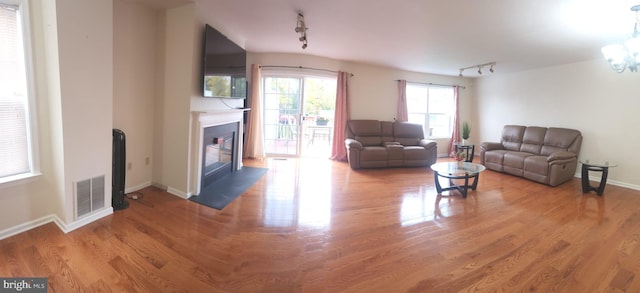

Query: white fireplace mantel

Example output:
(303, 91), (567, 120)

(191, 109), (248, 196)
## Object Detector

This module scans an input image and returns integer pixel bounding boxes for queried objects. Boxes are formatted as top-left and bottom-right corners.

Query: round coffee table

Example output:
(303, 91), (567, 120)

(430, 162), (486, 198)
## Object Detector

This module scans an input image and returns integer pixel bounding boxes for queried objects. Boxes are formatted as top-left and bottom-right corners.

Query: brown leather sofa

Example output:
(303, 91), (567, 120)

(345, 120), (437, 169)
(480, 125), (582, 186)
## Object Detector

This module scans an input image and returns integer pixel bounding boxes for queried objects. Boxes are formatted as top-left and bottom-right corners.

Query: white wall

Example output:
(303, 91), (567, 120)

(55, 0), (114, 224)
(475, 59), (640, 188)
(0, 0), (114, 237)
(113, 0), (157, 192)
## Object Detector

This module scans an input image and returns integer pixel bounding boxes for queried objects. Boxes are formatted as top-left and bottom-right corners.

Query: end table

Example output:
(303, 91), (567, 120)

(454, 143), (475, 162)
(581, 160), (617, 196)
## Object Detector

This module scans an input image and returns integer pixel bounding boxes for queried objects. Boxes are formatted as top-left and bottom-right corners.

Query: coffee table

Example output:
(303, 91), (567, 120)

(430, 162), (486, 198)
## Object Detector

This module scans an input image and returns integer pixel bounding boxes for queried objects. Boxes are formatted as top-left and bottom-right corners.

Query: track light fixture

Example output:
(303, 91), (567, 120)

(458, 62), (496, 77)
(295, 11), (308, 49)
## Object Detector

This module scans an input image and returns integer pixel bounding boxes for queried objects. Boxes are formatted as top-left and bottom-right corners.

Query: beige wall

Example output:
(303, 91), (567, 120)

(156, 4), (197, 197)
(0, 0), (114, 236)
(475, 59), (640, 188)
(248, 52), (474, 157)
(113, 0), (157, 192)
(55, 0), (114, 223)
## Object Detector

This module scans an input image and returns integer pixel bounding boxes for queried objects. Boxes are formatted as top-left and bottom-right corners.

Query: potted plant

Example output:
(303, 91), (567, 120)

(461, 121), (471, 145)
(316, 116), (329, 126)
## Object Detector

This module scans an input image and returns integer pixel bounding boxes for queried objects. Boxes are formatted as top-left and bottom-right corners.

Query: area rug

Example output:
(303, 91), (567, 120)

(189, 166), (268, 210)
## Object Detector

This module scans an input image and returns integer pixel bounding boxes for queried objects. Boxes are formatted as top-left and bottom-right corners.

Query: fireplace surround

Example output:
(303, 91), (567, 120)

(192, 109), (247, 196)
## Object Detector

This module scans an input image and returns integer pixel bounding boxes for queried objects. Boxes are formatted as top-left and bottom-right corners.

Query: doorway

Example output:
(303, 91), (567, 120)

(263, 75), (337, 157)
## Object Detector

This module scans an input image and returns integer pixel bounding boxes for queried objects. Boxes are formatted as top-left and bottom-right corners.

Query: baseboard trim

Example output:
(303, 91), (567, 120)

(0, 215), (56, 241)
(167, 186), (191, 199)
(125, 181), (152, 194)
(60, 208), (113, 233)
(0, 207), (114, 241)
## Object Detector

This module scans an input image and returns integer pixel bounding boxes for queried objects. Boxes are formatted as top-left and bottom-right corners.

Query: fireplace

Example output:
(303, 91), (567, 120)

(192, 109), (247, 197)
(201, 122), (239, 190)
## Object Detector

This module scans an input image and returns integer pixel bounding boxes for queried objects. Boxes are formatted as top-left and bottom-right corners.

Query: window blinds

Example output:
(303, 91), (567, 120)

(0, 3), (31, 178)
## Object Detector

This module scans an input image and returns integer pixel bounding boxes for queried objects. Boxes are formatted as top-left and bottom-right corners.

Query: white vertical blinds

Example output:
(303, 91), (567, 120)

(0, 3), (31, 178)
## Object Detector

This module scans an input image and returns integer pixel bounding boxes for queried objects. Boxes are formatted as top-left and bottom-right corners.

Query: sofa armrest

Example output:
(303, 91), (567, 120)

(480, 142), (504, 152)
(345, 138), (363, 150)
(419, 139), (437, 150)
(547, 151), (577, 162)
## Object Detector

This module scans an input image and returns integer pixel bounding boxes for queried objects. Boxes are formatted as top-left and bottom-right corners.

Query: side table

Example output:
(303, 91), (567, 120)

(454, 143), (475, 162)
(581, 160), (617, 196)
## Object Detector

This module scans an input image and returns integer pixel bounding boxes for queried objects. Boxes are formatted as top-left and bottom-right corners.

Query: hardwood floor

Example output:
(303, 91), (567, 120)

(1, 157), (639, 292)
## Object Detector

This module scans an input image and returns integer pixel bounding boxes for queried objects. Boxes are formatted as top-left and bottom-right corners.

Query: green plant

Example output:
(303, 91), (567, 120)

(454, 150), (467, 161)
(316, 116), (329, 122)
(461, 121), (471, 140)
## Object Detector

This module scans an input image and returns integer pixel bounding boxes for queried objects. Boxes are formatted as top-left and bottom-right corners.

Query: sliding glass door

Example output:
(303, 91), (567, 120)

(263, 75), (337, 157)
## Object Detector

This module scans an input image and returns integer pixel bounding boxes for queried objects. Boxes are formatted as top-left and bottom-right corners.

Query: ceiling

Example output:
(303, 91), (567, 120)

(128, 0), (640, 77)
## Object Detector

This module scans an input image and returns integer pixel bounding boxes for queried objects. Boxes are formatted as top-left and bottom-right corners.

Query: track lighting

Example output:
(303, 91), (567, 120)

(458, 62), (496, 77)
(295, 11), (308, 49)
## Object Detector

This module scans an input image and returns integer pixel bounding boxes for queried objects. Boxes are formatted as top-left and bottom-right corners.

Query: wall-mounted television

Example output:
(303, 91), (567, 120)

(202, 24), (247, 99)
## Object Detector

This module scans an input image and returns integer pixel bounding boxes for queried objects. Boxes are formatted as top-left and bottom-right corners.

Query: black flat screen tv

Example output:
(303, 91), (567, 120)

(202, 24), (247, 99)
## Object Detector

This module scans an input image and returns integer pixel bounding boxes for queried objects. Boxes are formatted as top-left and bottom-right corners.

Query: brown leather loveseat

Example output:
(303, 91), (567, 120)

(345, 120), (437, 169)
(480, 125), (582, 186)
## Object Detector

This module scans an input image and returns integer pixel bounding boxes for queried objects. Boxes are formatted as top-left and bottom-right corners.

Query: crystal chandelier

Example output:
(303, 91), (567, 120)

(602, 5), (640, 73)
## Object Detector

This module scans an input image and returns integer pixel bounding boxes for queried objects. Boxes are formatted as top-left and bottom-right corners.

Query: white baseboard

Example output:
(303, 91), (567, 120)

(125, 181), (152, 194)
(0, 214), (57, 240)
(59, 208), (113, 233)
(0, 208), (113, 241)
(167, 186), (191, 199)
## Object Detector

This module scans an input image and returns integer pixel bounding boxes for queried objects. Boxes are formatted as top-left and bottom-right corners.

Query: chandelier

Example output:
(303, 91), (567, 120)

(601, 5), (640, 73)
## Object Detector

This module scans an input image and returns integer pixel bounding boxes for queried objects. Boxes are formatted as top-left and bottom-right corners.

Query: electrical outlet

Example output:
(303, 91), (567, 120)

(127, 162), (132, 170)
(145, 157), (150, 165)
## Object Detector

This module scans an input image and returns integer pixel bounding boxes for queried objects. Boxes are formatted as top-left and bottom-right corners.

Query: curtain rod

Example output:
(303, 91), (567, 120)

(259, 65), (354, 77)
(399, 80), (466, 90)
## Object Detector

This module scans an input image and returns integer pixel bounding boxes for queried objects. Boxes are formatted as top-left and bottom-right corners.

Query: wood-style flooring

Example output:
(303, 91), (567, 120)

(1, 157), (639, 292)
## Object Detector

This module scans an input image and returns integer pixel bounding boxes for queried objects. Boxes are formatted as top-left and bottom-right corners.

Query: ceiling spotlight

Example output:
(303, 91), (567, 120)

(295, 11), (308, 50)
(459, 62), (496, 76)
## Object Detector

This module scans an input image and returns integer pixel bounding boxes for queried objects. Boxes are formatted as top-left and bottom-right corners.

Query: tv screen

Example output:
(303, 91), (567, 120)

(202, 24), (247, 99)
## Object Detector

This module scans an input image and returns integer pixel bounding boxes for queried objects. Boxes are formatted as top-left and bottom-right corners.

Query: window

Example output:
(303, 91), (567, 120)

(0, 0), (38, 184)
(406, 83), (455, 138)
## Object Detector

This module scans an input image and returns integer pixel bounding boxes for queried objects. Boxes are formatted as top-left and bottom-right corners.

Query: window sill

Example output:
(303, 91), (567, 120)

(0, 172), (42, 190)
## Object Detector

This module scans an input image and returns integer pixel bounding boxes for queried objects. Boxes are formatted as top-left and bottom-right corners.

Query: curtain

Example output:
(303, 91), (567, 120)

(330, 71), (350, 161)
(243, 64), (265, 159)
(396, 80), (408, 122)
(448, 86), (460, 157)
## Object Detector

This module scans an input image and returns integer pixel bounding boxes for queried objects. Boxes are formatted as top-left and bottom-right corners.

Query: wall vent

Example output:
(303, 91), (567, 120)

(75, 175), (105, 219)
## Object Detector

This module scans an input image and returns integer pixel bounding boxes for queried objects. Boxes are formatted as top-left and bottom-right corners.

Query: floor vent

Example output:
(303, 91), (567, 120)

(75, 175), (106, 219)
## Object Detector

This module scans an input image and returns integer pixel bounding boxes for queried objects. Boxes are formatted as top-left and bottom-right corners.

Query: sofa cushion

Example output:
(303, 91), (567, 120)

(502, 125), (526, 151)
(520, 126), (546, 155)
(360, 146), (388, 161)
(524, 156), (548, 176)
(540, 128), (582, 156)
(347, 120), (382, 146)
(380, 121), (395, 143)
(393, 122), (424, 146)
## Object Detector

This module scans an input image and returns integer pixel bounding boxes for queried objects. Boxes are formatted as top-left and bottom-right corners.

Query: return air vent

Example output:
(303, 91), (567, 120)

(75, 175), (105, 219)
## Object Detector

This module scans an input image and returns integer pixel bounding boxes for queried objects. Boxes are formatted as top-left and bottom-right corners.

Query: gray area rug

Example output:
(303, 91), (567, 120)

(189, 166), (267, 210)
